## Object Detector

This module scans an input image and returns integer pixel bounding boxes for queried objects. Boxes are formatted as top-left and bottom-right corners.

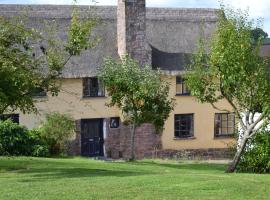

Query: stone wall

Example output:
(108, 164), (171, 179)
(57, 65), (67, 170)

(156, 148), (234, 160)
(105, 121), (161, 159)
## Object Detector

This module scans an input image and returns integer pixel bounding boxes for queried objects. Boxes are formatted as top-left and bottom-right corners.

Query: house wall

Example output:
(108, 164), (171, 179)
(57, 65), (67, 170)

(20, 78), (119, 129)
(20, 76), (235, 156)
(162, 75), (235, 150)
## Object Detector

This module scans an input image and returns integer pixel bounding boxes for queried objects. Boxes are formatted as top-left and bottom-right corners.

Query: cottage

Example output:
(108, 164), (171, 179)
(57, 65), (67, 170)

(0, 0), (236, 159)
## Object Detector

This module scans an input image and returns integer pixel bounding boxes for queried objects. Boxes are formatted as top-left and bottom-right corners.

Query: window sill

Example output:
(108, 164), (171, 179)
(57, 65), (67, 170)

(174, 136), (196, 140)
(214, 135), (235, 139)
(175, 94), (191, 97)
(81, 96), (107, 99)
(33, 96), (48, 101)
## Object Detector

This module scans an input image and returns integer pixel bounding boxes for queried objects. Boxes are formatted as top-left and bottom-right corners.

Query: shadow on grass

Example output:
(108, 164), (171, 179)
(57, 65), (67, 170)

(17, 167), (152, 182)
(118, 160), (227, 172)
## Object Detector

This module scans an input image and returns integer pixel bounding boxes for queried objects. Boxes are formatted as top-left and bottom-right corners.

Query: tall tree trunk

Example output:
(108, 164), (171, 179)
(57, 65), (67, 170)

(130, 123), (137, 161)
(226, 135), (249, 173)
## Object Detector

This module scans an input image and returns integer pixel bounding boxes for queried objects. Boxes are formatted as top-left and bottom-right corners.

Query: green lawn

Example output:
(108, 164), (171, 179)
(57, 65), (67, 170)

(0, 157), (269, 200)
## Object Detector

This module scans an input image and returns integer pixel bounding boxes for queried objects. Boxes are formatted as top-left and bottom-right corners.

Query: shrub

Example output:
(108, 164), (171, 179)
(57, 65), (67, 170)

(238, 130), (270, 173)
(0, 119), (33, 156)
(32, 145), (49, 157)
(40, 112), (75, 156)
(28, 129), (49, 157)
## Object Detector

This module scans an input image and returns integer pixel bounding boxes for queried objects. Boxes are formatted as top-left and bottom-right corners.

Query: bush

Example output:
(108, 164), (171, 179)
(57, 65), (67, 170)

(28, 129), (49, 157)
(238, 131), (270, 173)
(0, 119), (33, 156)
(32, 145), (49, 157)
(40, 112), (75, 156)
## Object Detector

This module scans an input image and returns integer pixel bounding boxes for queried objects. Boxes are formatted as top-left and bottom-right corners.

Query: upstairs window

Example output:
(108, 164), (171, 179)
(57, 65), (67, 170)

(214, 113), (235, 137)
(83, 77), (105, 97)
(174, 114), (194, 138)
(176, 76), (190, 95)
(0, 114), (19, 124)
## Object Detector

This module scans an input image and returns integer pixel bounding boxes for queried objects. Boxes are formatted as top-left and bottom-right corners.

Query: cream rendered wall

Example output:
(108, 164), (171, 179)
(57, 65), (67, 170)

(20, 76), (235, 150)
(161, 75), (235, 150)
(20, 78), (119, 129)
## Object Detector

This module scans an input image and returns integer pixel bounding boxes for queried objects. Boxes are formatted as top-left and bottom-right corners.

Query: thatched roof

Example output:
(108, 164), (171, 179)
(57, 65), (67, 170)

(0, 4), (219, 78)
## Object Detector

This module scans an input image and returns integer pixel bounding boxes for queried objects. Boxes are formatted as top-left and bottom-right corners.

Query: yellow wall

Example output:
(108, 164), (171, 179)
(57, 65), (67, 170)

(20, 78), (119, 129)
(20, 76), (235, 150)
(162, 75), (235, 150)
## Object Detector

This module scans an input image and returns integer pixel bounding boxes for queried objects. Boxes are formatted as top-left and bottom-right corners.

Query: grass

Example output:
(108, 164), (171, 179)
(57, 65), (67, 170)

(0, 157), (269, 200)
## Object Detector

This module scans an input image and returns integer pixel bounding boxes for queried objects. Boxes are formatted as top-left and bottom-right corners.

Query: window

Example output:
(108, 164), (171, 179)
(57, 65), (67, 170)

(0, 114), (19, 124)
(32, 87), (47, 97)
(110, 117), (120, 128)
(176, 76), (189, 95)
(174, 114), (194, 138)
(214, 113), (235, 137)
(83, 77), (105, 97)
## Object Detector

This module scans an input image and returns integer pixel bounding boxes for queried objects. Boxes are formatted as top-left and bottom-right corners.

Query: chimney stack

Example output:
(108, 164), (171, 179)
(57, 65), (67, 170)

(117, 0), (151, 66)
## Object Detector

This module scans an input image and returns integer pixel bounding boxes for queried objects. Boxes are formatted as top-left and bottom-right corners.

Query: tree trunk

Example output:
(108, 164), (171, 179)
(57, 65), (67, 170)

(130, 123), (137, 161)
(226, 136), (249, 173)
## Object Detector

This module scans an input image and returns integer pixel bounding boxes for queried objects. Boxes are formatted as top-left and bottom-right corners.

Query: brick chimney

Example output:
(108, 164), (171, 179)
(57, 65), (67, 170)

(117, 0), (151, 66)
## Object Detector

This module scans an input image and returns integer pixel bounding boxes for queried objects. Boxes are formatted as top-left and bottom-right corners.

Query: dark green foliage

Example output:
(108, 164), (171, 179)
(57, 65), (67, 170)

(251, 28), (268, 42)
(0, 120), (34, 156)
(238, 131), (270, 173)
(32, 145), (49, 157)
(0, 114), (74, 157)
(28, 129), (50, 157)
(40, 112), (75, 156)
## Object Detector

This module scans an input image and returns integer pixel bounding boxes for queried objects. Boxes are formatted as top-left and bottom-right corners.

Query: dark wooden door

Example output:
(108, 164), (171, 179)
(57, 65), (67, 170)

(81, 119), (104, 157)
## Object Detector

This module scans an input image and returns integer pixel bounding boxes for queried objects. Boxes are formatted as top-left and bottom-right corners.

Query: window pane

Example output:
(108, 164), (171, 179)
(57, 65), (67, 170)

(182, 83), (190, 94)
(228, 114), (235, 121)
(221, 114), (228, 121)
(176, 76), (182, 84)
(0, 114), (19, 124)
(176, 83), (182, 94)
(98, 79), (105, 96)
(222, 121), (228, 128)
(215, 114), (221, 121)
(221, 127), (228, 134)
(228, 127), (234, 134)
(174, 114), (194, 138)
(214, 113), (235, 136)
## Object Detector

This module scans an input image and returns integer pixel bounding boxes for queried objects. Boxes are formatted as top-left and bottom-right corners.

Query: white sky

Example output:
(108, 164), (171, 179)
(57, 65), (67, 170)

(1, 0), (270, 35)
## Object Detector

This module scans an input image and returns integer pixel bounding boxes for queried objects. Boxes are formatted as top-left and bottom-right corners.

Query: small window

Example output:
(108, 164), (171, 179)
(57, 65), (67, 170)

(176, 76), (190, 95)
(32, 87), (47, 97)
(0, 114), (19, 124)
(83, 77), (105, 97)
(174, 114), (194, 138)
(214, 113), (235, 137)
(110, 117), (120, 128)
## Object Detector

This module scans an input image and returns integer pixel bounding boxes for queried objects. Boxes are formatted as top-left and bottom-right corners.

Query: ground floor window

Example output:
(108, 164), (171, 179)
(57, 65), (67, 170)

(174, 114), (194, 138)
(214, 113), (235, 137)
(0, 114), (19, 124)
(110, 117), (120, 128)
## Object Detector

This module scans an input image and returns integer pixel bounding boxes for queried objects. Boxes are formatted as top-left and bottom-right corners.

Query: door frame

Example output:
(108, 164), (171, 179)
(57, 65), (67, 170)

(80, 118), (104, 157)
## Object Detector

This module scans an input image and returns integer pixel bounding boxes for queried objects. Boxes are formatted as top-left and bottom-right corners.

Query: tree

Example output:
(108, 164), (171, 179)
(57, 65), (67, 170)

(251, 27), (268, 42)
(185, 7), (270, 172)
(0, 5), (98, 114)
(98, 56), (175, 160)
